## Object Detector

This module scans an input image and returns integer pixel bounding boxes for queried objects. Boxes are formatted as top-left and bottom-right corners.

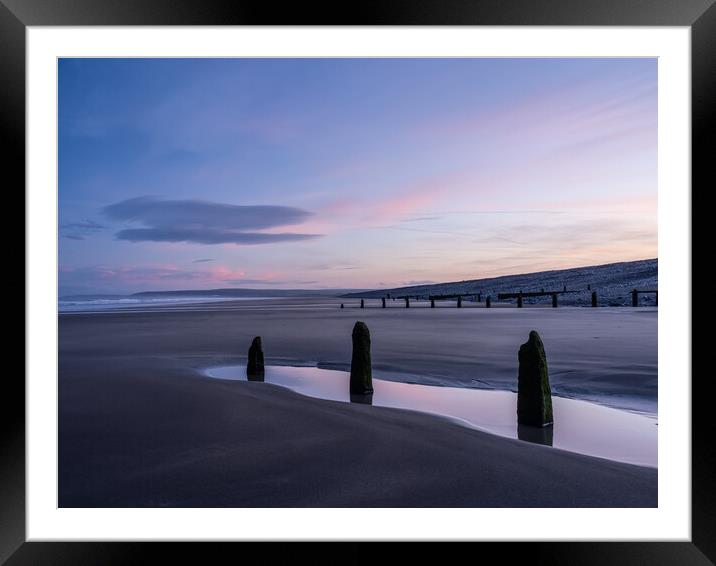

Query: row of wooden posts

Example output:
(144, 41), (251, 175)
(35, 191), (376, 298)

(245, 323), (555, 432)
(340, 288), (657, 309)
(343, 296), (487, 309)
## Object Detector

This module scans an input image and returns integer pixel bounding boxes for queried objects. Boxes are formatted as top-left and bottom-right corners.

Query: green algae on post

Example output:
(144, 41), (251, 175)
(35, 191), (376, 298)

(517, 330), (553, 427)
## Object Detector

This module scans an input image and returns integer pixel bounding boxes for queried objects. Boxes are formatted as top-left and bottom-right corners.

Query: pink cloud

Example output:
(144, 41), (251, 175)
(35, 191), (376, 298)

(297, 171), (478, 234)
(541, 194), (657, 213)
(207, 265), (247, 282)
(366, 186), (439, 222)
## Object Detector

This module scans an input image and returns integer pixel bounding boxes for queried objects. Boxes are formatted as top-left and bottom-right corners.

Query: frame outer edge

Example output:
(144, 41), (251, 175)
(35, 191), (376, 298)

(7, 0), (712, 563)
(691, 1), (716, 564)
(0, 1), (26, 565)
(0, 0), (714, 26)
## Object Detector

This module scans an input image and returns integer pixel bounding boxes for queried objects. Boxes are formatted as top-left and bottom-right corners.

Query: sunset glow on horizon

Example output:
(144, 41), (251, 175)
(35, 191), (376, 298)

(59, 58), (657, 295)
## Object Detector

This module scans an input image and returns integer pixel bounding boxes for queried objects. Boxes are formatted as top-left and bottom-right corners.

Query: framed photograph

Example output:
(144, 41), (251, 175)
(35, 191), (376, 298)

(7, 0), (709, 563)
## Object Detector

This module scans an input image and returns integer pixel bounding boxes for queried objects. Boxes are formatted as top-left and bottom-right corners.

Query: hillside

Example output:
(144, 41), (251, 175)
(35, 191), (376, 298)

(342, 259), (657, 306)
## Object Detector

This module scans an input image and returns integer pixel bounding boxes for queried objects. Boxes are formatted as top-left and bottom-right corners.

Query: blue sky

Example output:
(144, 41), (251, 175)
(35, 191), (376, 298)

(59, 58), (657, 295)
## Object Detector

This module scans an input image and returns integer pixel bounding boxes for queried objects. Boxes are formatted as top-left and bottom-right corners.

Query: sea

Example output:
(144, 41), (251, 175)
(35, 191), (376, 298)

(58, 294), (257, 313)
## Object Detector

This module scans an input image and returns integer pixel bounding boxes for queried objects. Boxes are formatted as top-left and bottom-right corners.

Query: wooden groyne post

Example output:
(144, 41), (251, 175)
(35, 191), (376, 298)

(405, 297), (410, 308)
(591, 291), (597, 307)
(457, 295), (462, 308)
(360, 299), (364, 309)
(430, 298), (435, 308)
(631, 289), (658, 307)
(247, 337), (265, 382)
(517, 293), (523, 308)
(350, 321), (373, 395)
(551, 293), (558, 308)
(486, 296), (491, 308)
(517, 331), (553, 427)
(381, 297), (386, 308)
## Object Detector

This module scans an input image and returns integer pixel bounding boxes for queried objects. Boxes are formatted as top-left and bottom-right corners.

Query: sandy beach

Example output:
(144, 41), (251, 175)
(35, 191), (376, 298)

(59, 298), (657, 507)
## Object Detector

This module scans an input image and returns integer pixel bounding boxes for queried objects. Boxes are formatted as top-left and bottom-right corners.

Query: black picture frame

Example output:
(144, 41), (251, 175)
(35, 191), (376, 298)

(5, 0), (709, 563)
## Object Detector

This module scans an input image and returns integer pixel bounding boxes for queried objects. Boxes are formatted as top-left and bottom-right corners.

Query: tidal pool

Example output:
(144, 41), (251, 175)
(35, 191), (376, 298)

(204, 364), (657, 468)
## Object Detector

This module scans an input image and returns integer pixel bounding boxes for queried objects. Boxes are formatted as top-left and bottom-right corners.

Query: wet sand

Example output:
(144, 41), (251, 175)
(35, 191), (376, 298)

(59, 298), (657, 507)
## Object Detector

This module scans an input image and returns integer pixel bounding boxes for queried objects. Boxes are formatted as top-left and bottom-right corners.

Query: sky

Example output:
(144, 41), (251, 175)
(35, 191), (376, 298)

(59, 58), (657, 295)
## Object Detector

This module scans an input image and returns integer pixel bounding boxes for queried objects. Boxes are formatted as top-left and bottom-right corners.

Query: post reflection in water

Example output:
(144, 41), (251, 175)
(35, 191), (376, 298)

(517, 423), (554, 446)
(350, 393), (374, 405)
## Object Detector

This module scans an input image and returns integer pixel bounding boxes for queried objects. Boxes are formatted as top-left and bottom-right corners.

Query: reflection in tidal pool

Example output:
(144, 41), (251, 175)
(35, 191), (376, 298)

(204, 364), (656, 467)
(349, 392), (373, 405)
(517, 423), (554, 446)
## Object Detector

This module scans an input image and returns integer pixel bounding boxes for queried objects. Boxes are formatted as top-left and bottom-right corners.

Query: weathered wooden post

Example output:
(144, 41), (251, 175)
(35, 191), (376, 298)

(587, 284), (591, 291)
(340, 303), (344, 309)
(517, 330), (553, 427)
(477, 292), (482, 302)
(517, 293), (523, 308)
(655, 291), (658, 306)
(405, 297), (410, 308)
(551, 293), (558, 308)
(631, 289), (638, 307)
(247, 336), (265, 381)
(591, 291), (597, 307)
(381, 297), (386, 308)
(350, 393), (373, 405)
(360, 299), (364, 309)
(485, 296), (492, 308)
(563, 285), (567, 292)
(518, 423), (554, 446)
(430, 298), (435, 308)
(350, 321), (373, 395)
(457, 295), (462, 308)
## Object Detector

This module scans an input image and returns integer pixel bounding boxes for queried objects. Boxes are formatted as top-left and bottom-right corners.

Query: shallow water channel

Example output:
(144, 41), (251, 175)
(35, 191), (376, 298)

(204, 364), (657, 468)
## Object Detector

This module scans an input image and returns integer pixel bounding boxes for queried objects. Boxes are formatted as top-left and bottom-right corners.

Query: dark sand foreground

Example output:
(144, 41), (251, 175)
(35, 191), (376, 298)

(59, 299), (657, 507)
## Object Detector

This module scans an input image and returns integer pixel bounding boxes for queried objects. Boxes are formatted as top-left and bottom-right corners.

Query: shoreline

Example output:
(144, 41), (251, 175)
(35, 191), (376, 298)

(59, 299), (657, 507)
